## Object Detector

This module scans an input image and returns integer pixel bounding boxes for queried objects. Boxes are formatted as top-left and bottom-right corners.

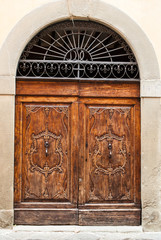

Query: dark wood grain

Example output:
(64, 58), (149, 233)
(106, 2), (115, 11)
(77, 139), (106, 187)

(14, 96), (79, 224)
(78, 98), (141, 225)
(14, 209), (78, 225)
(16, 81), (79, 96)
(79, 82), (140, 98)
(16, 81), (139, 98)
(79, 209), (141, 226)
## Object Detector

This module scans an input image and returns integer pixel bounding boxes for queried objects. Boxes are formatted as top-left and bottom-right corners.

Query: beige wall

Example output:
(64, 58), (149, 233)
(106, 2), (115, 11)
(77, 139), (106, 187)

(0, 0), (161, 232)
(0, 0), (161, 73)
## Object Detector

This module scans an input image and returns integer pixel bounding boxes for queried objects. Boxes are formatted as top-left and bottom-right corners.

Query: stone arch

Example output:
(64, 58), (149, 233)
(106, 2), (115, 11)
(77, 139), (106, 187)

(0, 0), (159, 80)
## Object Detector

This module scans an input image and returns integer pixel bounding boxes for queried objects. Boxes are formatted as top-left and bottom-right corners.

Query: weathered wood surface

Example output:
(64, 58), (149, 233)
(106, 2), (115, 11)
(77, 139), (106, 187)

(16, 80), (140, 98)
(14, 81), (140, 225)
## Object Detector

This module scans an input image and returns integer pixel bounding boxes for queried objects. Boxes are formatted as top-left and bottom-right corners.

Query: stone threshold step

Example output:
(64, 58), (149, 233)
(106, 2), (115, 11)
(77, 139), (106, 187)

(12, 225), (143, 233)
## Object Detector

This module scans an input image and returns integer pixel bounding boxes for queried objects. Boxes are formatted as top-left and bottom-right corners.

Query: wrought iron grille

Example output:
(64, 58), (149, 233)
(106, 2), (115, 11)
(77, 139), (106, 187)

(17, 21), (140, 81)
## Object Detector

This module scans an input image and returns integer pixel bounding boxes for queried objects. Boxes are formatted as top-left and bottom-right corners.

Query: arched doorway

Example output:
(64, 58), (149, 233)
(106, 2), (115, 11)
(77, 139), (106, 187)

(14, 20), (140, 225)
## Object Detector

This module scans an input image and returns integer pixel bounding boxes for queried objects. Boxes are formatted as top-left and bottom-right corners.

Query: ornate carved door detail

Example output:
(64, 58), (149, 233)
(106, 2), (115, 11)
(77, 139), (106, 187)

(93, 124), (127, 176)
(28, 123), (63, 183)
(23, 104), (69, 201)
(15, 94), (140, 225)
(14, 97), (79, 225)
(78, 98), (140, 225)
(88, 107), (130, 202)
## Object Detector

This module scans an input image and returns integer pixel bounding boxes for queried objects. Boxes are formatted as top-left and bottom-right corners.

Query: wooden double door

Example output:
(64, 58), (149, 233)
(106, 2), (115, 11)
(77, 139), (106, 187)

(14, 81), (141, 225)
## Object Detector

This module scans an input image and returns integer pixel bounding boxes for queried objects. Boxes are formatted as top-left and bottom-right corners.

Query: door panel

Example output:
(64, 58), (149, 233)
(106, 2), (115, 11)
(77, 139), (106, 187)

(78, 98), (141, 225)
(14, 96), (79, 225)
(23, 103), (70, 202)
(16, 81), (139, 98)
(87, 104), (134, 203)
(14, 95), (140, 225)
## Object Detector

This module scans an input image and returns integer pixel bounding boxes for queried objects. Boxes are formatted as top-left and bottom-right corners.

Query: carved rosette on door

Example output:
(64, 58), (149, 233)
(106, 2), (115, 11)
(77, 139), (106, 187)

(88, 106), (132, 202)
(23, 104), (69, 201)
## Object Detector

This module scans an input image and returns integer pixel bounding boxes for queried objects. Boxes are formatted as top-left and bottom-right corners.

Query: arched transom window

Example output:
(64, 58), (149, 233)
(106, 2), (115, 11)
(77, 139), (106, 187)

(17, 21), (139, 81)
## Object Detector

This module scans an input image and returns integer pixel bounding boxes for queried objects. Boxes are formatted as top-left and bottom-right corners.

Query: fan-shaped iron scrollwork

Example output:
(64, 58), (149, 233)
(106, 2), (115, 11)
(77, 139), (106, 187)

(17, 21), (139, 80)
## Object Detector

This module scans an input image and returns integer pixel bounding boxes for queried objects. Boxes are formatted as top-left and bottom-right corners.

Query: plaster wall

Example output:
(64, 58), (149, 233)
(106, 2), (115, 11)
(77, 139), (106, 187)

(0, 0), (160, 232)
(0, 0), (161, 73)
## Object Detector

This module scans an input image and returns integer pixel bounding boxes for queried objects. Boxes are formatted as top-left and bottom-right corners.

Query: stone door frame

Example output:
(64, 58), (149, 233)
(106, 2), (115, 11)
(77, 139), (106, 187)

(0, 0), (160, 231)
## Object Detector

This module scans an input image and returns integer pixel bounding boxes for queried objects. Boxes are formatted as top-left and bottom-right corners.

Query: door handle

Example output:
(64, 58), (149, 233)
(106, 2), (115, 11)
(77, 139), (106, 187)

(44, 141), (49, 157)
(79, 178), (82, 183)
(108, 142), (112, 158)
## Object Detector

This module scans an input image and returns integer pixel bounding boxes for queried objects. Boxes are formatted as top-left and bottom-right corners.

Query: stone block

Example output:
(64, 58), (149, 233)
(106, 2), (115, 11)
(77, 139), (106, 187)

(0, 76), (15, 95)
(0, 210), (13, 229)
(68, 0), (90, 17)
(0, 96), (14, 213)
(141, 80), (161, 97)
(141, 97), (161, 231)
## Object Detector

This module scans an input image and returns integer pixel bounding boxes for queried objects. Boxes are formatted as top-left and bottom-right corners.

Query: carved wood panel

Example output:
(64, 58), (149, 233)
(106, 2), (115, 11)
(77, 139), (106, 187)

(78, 98), (140, 225)
(86, 105), (134, 203)
(22, 103), (70, 202)
(14, 94), (140, 225)
(14, 96), (79, 224)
